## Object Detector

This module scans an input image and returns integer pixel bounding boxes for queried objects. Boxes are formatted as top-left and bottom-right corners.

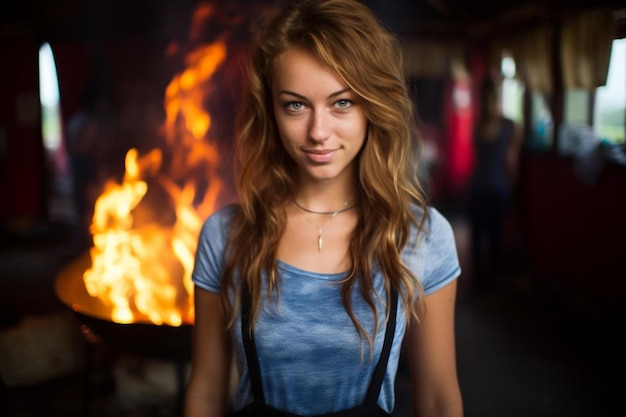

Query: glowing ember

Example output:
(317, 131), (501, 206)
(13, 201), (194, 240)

(82, 12), (232, 326)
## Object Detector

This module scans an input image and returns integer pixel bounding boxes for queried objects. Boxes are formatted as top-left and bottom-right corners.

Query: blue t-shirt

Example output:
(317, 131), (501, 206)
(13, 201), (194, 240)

(192, 204), (461, 415)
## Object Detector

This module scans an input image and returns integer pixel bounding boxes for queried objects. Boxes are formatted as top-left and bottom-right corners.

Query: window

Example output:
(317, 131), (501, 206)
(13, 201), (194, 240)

(501, 54), (550, 150)
(39, 42), (62, 153)
(564, 89), (589, 125)
(560, 89), (593, 156)
(530, 92), (554, 151)
(593, 38), (626, 145)
(39, 42), (70, 221)
(500, 55), (525, 125)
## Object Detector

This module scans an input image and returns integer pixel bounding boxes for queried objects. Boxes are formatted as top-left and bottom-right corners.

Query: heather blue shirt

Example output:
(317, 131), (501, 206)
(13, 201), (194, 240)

(192, 204), (460, 415)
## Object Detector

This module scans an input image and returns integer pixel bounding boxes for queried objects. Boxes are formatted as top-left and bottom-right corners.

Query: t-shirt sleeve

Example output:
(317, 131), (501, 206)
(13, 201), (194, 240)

(191, 206), (233, 294)
(420, 207), (462, 295)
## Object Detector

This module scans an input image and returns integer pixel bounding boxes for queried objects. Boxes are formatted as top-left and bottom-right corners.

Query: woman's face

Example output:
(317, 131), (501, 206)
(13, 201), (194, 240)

(271, 48), (367, 184)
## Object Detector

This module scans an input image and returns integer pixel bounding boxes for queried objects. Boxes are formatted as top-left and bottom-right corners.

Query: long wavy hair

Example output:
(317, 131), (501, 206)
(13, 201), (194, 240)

(222, 0), (429, 350)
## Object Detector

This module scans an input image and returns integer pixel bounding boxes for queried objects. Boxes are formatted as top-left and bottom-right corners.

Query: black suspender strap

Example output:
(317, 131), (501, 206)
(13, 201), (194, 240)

(241, 288), (266, 404)
(363, 290), (398, 406)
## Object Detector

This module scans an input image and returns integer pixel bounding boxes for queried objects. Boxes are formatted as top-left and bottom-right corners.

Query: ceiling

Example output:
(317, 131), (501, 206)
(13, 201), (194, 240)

(1, 0), (623, 44)
(362, 0), (624, 38)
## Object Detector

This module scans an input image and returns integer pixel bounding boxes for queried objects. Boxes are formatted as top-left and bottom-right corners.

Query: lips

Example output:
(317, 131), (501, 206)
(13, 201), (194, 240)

(303, 148), (337, 163)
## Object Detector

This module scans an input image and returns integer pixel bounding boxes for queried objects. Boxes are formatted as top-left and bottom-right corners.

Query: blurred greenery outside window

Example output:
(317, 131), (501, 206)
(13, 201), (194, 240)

(563, 38), (625, 145)
(564, 89), (589, 125)
(593, 38), (625, 145)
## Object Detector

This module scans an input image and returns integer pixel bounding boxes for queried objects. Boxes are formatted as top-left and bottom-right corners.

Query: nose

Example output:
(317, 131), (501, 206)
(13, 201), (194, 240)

(308, 109), (330, 143)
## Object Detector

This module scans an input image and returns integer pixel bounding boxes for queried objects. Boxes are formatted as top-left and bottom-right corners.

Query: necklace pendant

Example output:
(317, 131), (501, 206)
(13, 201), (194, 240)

(318, 234), (323, 252)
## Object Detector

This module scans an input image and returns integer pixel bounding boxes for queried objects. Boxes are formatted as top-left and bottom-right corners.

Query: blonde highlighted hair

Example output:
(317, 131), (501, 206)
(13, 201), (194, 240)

(222, 0), (429, 350)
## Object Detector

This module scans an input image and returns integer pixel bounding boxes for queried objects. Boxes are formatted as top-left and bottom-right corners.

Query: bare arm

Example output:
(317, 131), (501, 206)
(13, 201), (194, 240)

(184, 287), (232, 417)
(405, 280), (463, 417)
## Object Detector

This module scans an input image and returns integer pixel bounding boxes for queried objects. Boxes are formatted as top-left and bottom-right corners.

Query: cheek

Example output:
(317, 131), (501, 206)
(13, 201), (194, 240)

(276, 117), (306, 145)
(273, 114), (288, 142)
(275, 122), (291, 149)
(346, 117), (368, 147)
(276, 121), (301, 160)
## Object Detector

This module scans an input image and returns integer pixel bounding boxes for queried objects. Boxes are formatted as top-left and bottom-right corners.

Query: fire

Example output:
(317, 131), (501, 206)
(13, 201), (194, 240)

(82, 11), (232, 326)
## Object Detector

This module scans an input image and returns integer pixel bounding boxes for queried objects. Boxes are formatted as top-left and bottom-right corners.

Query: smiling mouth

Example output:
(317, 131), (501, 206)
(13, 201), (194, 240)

(303, 148), (337, 163)
(305, 149), (334, 154)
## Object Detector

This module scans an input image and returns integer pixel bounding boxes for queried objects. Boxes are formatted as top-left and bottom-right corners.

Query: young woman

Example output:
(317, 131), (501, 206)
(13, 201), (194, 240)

(184, 1), (463, 416)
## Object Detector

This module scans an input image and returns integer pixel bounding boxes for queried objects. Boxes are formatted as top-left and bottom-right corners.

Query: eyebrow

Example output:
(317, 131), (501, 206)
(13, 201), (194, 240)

(277, 87), (352, 100)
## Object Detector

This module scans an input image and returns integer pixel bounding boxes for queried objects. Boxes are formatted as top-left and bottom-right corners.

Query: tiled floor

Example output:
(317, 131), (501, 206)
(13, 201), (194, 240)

(0, 210), (621, 416)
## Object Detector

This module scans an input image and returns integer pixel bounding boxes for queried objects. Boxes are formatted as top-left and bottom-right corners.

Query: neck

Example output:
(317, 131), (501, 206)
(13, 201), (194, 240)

(293, 185), (357, 214)
(295, 168), (358, 207)
(293, 199), (356, 216)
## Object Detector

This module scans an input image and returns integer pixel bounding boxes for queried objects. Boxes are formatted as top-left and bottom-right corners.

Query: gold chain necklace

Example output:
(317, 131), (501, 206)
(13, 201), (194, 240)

(292, 200), (356, 252)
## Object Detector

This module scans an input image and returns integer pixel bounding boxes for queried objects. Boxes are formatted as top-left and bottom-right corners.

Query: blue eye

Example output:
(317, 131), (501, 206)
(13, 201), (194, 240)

(285, 101), (305, 111)
(335, 99), (353, 109)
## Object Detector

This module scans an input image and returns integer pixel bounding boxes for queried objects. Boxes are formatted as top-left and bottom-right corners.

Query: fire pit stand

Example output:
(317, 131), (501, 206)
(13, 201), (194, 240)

(55, 253), (192, 416)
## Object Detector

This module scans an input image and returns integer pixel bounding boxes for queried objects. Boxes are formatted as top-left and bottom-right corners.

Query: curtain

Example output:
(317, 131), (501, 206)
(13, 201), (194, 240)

(402, 40), (466, 78)
(512, 25), (555, 94)
(561, 7), (615, 90)
(484, 6), (615, 93)
(489, 25), (556, 94)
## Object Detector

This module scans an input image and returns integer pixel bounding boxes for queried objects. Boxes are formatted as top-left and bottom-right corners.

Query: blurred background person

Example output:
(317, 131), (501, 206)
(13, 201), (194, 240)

(468, 76), (522, 295)
(65, 85), (113, 247)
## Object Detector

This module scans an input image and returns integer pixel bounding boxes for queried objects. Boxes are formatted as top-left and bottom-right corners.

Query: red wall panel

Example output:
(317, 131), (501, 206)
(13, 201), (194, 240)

(0, 35), (46, 220)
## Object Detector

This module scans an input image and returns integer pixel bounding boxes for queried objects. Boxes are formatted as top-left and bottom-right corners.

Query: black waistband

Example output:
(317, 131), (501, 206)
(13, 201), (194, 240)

(239, 288), (398, 416)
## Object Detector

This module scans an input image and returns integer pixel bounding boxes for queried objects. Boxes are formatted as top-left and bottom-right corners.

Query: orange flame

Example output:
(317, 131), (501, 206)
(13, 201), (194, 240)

(83, 27), (230, 326)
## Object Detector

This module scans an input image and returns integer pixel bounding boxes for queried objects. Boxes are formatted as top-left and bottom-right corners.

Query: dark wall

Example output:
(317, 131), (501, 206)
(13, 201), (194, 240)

(519, 152), (626, 317)
(0, 34), (46, 220)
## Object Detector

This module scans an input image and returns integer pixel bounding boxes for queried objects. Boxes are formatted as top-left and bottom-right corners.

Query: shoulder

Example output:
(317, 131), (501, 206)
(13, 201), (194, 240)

(501, 116), (515, 126)
(407, 203), (454, 238)
(200, 204), (238, 234)
(405, 204), (461, 293)
(192, 204), (240, 293)
(424, 206), (455, 240)
(197, 204), (241, 261)
(501, 117), (516, 135)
